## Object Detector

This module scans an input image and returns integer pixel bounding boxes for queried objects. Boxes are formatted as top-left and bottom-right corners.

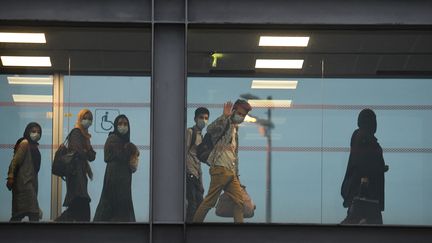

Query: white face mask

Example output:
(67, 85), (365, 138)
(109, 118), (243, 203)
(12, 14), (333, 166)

(81, 119), (92, 129)
(117, 125), (129, 135)
(30, 132), (41, 142)
(196, 119), (208, 130)
(232, 114), (245, 124)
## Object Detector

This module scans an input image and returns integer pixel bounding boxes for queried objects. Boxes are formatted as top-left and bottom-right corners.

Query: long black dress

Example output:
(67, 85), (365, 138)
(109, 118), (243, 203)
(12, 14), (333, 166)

(341, 129), (386, 224)
(94, 133), (136, 222)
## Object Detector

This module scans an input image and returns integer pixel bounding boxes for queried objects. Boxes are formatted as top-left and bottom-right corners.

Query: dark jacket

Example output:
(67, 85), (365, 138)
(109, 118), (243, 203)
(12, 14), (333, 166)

(7, 139), (40, 217)
(63, 128), (96, 206)
(93, 133), (136, 222)
(341, 129), (386, 211)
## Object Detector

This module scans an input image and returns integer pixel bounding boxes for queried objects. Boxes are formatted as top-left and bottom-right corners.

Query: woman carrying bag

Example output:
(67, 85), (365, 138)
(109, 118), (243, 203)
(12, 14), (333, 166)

(56, 109), (96, 222)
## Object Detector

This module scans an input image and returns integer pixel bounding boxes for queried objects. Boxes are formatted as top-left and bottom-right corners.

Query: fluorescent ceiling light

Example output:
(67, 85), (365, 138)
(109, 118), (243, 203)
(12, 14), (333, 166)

(248, 99), (292, 108)
(1, 56), (52, 67)
(12, 94), (53, 103)
(8, 76), (53, 85)
(251, 80), (298, 89)
(0, 32), (46, 43)
(255, 59), (303, 69)
(259, 36), (309, 47)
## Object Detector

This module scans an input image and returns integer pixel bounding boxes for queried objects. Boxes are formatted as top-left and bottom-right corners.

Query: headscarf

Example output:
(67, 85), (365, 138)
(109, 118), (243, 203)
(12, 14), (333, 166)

(13, 122), (42, 173)
(109, 114), (131, 142)
(357, 108), (377, 135)
(75, 109), (92, 139)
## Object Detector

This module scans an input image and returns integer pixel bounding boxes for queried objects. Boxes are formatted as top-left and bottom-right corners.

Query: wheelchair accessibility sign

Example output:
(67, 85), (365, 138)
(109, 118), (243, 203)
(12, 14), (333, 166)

(95, 109), (120, 133)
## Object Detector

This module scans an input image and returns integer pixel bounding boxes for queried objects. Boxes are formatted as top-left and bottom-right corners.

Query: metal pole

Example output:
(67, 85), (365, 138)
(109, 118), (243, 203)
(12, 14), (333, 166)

(266, 97), (272, 223)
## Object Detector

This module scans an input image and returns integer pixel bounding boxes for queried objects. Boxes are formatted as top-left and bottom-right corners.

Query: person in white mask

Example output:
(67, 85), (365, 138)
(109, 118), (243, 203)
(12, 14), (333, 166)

(56, 109), (96, 222)
(7, 122), (43, 221)
(193, 99), (251, 223)
(185, 107), (210, 222)
(94, 114), (138, 222)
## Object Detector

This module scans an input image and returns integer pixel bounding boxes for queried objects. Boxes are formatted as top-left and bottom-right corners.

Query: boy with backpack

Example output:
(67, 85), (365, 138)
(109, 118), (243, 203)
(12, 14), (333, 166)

(193, 100), (252, 223)
(185, 107), (210, 222)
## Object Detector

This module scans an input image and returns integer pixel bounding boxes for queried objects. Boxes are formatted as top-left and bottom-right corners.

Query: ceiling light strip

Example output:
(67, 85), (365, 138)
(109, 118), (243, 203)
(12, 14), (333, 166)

(0, 33), (46, 43)
(248, 99), (292, 108)
(259, 36), (309, 47)
(1, 56), (52, 67)
(255, 59), (303, 69)
(251, 80), (298, 89)
(8, 76), (53, 85)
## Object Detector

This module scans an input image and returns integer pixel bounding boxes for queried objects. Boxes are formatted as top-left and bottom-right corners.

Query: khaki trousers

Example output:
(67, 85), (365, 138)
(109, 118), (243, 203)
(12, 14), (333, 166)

(193, 166), (244, 223)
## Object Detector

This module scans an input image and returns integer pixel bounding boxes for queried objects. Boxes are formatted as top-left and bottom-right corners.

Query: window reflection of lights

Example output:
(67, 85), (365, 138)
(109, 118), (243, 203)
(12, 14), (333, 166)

(46, 112), (53, 119)
(259, 36), (309, 47)
(8, 76), (53, 85)
(12, 94), (53, 103)
(244, 115), (257, 123)
(255, 59), (303, 69)
(247, 99), (292, 108)
(1, 56), (52, 67)
(251, 80), (298, 89)
(0, 32), (46, 43)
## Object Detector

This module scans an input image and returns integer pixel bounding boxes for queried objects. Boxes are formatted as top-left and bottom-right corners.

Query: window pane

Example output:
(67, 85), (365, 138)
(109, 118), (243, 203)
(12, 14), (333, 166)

(61, 75), (150, 222)
(187, 27), (432, 225)
(0, 74), (53, 221)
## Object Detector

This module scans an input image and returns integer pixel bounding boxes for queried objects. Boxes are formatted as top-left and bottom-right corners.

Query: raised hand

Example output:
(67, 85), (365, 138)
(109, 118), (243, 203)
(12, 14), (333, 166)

(223, 101), (233, 118)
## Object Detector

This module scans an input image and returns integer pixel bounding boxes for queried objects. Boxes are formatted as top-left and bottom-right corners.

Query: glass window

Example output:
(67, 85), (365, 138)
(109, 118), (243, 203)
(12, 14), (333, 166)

(61, 75), (150, 222)
(0, 74), (53, 221)
(187, 27), (432, 225)
(0, 26), (151, 222)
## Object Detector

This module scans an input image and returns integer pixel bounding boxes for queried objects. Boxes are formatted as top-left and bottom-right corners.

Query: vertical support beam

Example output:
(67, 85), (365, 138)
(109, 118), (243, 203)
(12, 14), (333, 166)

(51, 73), (64, 220)
(151, 24), (186, 225)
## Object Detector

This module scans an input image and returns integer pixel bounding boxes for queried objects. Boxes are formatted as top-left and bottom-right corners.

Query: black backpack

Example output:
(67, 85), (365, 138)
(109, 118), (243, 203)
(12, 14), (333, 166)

(196, 123), (229, 163)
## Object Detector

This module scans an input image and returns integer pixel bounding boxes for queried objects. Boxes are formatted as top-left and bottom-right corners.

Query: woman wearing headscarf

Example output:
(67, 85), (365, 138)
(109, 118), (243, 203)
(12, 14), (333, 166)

(56, 109), (96, 222)
(341, 109), (387, 224)
(6, 122), (42, 221)
(94, 114), (138, 222)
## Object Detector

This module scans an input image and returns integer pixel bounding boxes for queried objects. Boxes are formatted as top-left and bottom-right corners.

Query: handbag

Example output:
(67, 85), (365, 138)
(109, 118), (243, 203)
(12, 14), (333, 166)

(52, 132), (76, 178)
(215, 185), (256, 218)
(341, 181), (381, 224)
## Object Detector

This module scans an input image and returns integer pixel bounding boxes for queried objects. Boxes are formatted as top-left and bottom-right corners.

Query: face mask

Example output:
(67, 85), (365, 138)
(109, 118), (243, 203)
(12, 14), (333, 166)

(30, 132), (41, 142)
(232, 114), (245, 124)
(196, 119), (208, 130)
(81, 119), (92, 129)
(117, 125), (129, 135)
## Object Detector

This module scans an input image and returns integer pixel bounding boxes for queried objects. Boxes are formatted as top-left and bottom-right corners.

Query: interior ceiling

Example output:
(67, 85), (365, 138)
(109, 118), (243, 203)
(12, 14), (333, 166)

(188, 28), (432, 77)
(0, 26), (152, 74)
(0, 26), (431, 77)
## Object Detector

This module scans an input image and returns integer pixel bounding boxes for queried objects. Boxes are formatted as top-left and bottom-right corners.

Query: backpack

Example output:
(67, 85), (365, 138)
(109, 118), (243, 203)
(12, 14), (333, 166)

(196, 123), (229, 163)
(52, 130), (76, 179)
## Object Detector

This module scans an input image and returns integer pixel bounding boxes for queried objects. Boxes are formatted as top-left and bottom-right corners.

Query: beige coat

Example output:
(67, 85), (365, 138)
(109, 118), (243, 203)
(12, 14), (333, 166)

(7, 139), (40, 217)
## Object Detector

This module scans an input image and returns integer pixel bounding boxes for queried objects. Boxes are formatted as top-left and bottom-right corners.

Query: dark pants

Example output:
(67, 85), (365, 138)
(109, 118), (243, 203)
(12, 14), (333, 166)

(10, 212), (39, 222)
(56, 197), (91, 222)
(186, 174), (203, 222)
